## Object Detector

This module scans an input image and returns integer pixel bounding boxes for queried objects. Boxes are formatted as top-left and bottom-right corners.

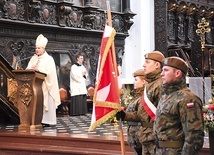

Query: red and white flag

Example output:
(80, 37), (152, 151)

(142, 87), (156, 120)
(89, 25), (120, 131)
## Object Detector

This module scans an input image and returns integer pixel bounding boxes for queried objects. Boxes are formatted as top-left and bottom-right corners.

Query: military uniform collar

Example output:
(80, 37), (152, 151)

(162, 78), (186, 95)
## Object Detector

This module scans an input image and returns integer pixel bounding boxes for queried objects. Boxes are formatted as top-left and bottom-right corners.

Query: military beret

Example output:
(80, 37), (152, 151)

(144, 51), (165, 63)
(162, 56), (188, 75)
(133, 69), (147, 80)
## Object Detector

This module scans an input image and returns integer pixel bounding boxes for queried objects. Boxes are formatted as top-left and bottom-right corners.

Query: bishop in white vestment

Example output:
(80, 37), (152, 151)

(26, 34), (61, 126)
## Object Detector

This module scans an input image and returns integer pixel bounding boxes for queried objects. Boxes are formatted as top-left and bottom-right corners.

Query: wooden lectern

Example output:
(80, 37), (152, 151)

(12, 70), (46, 130)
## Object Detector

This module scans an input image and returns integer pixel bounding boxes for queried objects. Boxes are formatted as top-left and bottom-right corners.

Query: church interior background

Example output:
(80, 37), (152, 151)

(0, 0), (214, 154)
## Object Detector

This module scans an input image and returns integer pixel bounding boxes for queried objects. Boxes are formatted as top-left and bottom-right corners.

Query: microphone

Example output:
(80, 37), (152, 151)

(15, 55), (33, 70)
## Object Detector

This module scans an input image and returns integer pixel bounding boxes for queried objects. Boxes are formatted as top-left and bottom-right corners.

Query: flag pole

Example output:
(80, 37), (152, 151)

(106, 1), (125, 155)
(106, 0), (117, 73)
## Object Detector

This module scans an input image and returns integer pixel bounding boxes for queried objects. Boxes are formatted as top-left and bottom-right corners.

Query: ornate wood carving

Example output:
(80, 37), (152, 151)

(0, 0), (133, 86)
(167, 1), (178, 48)
(177, 2), (188, 47)
(155, 0), (214, 76)
(2, 0), (25, 20)
(12, 70), (45, 130)
(28, 1), (57, 24)
(0, 55), (19, 125)
(206, 8), (214, 45)
(186, 4), (197, 44)
(7, 78), (18, 108)
(19, 83), (32, 107)
(154, 0), (168, 56)
(112, 14), (124, 33)
(67, 7), (83, 28)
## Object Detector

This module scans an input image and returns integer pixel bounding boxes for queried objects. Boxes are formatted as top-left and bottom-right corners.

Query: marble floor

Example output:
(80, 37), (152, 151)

(0, 113), (209, 149)
(0, 113), (127, 141)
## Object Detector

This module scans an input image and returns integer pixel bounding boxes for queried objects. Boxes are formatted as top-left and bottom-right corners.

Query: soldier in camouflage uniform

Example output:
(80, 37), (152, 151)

(125, 69), (147, 155)
(154, 56), (204, 155)
(116, 51), (165, 155)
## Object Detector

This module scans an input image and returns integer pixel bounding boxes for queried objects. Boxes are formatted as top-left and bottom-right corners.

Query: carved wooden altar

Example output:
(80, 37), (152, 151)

(12, 70), (46, 130)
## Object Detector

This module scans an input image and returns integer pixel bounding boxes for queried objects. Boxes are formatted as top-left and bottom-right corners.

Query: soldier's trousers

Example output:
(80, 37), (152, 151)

(134, 147), (142, 155)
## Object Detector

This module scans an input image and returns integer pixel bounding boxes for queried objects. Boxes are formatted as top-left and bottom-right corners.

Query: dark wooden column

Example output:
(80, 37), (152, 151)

(123, 0), (131, 13)
(85, 0), (93, 6)
(154, 0), (168, 56)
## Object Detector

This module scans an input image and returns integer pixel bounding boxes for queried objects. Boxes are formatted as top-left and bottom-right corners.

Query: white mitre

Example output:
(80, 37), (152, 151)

(36, 34), (48, 48)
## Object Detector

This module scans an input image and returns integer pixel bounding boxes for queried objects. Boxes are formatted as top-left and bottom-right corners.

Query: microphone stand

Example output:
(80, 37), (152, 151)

(15, 55), (33, 70)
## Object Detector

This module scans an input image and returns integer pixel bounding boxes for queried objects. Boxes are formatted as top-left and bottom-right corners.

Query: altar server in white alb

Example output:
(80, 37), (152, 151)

(69, 53), (88, 116)
(26, 34), (61, 127)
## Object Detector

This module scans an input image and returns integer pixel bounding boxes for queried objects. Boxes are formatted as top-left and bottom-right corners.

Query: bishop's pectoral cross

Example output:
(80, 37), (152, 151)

(35, 59), (40, 68)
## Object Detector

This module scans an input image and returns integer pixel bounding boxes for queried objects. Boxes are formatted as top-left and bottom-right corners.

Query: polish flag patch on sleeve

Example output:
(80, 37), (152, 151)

(187, 102), (195, 108)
